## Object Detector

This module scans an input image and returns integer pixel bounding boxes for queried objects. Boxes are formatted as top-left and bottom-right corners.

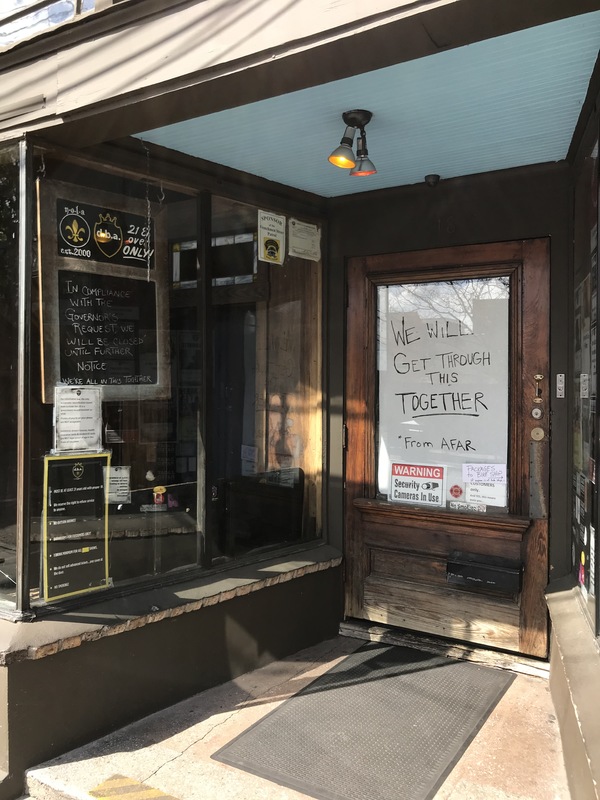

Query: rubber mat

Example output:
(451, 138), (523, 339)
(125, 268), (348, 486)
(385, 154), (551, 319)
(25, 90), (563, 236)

(213, 641), (514, 800)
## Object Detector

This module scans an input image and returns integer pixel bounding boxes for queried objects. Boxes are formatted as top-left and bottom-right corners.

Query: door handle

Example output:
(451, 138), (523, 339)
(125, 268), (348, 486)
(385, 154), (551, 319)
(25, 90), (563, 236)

(533, 374), (544, 403)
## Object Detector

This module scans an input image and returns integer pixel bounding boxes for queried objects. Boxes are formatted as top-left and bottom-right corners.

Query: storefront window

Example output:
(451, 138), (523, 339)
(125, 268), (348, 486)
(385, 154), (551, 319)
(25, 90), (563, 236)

(27, 162), (323, 607)
(0, 144), (21, 609)
(206, 198), (323, 561)
(572, 135), (598, 632)
(28, 164), (202, 604)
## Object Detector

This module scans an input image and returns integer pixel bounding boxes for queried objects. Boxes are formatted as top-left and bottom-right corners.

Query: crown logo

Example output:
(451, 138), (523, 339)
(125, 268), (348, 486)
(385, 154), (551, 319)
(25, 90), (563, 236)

(93, 213), (123, 258)
(94, 214), (118, 241)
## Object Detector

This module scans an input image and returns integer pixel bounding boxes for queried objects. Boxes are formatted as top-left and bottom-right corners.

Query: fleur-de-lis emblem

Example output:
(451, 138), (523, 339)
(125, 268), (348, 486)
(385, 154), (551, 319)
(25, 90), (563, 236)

(59, 211), (90, 249)
(65, 218), (86, 243)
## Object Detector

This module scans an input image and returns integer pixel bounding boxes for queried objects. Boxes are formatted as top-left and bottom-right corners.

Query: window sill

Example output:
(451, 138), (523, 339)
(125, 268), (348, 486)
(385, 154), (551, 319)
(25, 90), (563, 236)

(0, 544), (342, 665)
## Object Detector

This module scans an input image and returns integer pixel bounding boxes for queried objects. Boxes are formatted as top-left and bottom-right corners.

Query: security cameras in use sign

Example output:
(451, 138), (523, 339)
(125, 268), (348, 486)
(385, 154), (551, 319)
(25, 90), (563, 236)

(390, 463), (447, 507)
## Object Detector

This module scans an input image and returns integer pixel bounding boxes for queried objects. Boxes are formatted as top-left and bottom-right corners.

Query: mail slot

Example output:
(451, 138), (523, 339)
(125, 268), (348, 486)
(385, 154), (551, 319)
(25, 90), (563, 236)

(446, 550), (522, 594)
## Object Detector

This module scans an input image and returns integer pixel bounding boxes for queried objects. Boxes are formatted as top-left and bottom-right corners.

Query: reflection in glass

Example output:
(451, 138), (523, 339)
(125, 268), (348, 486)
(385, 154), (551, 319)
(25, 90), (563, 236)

(29, 177), (202, 601)
(27, 182), (323, 605)
(209, 198), (322, 561)
(377, 277), (509, 513)
(0, 145), (21, 608)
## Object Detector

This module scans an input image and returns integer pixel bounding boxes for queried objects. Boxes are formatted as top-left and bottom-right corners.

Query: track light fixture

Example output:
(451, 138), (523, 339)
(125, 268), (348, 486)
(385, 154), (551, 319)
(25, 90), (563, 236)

(328, 124), (357, 168)
(328, 109), (376, 176)
(350, 132), (377, 177)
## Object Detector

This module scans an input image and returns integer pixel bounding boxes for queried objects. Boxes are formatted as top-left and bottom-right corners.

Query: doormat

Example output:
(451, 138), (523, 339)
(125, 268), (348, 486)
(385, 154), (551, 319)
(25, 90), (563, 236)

(213, 642), (514, 800)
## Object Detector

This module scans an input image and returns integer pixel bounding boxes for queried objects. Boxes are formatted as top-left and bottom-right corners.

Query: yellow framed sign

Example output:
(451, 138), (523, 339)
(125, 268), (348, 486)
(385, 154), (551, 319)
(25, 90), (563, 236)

(42, 452), (111, 601)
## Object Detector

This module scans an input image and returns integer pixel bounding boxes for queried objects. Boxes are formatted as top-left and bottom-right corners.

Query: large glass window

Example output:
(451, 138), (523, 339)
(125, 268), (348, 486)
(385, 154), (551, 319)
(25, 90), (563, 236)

(29, 167), (202, 604)
(27, 161), (323, 608)
(572, 135), (598, 632)
(198, 197), (322, 562)
(0, 144), (21, 610)
(377, 277), (509, 512)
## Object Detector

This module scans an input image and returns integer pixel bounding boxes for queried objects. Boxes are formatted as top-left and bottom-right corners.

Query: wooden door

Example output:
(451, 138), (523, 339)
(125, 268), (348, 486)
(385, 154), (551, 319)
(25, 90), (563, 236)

(344, 240), (550, 658)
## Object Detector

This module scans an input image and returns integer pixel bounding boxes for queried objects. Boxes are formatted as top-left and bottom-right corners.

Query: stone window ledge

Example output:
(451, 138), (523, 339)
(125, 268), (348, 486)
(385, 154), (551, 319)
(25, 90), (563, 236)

(0, 544), (342, 665)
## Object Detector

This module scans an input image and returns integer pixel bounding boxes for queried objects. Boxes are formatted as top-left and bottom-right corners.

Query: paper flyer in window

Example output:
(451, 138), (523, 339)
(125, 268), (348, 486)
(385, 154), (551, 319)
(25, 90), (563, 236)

(258, 210), (285, 265)
(105, 465), (131, 505)
(54, 385), (102, 452)
(462, 463), (507, 484)
(465, 482), (507, 507)
(288, 218), (321, 261)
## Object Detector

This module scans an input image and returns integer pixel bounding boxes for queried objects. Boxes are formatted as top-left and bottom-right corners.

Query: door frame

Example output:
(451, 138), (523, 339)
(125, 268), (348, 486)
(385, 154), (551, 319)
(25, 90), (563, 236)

(344, 239), (550, 657)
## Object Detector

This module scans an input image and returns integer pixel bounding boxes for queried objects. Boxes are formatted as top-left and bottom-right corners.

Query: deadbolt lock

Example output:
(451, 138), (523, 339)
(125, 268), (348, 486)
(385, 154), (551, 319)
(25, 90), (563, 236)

(531, 427), (545, 441)
(531, 407), (543, 420)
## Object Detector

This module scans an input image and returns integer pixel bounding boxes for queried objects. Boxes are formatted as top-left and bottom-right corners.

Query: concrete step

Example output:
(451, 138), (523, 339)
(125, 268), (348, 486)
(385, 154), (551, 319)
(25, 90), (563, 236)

(21, 634), (569, 800)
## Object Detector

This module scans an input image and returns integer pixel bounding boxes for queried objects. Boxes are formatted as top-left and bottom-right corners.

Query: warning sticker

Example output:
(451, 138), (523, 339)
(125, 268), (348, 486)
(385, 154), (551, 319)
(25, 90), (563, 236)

(390, 463), (447, 507)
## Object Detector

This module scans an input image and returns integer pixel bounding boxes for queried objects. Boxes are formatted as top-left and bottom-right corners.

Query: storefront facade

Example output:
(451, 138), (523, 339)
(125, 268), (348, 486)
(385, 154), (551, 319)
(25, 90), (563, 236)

(0, 1), (599, 798)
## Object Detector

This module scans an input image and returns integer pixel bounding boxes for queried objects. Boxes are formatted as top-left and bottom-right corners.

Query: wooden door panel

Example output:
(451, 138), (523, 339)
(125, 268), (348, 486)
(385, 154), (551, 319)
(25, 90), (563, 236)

(368, 547), (522, 593)
(344, 240), (550, 658)
(363, 579), (521, 652)
(369, 548), (449, 586)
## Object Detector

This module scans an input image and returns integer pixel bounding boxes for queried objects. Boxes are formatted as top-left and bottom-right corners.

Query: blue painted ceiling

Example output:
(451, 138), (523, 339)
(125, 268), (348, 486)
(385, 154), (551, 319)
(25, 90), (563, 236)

(137, 11), (600, 198)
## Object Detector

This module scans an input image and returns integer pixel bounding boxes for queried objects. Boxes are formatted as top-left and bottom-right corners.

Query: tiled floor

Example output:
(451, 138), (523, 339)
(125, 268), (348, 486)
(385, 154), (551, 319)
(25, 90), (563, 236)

(24, 634), (570, 800)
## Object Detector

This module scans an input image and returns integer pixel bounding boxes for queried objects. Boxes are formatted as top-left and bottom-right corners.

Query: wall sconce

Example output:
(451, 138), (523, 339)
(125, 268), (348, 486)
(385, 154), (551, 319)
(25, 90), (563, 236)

(328, 110), (376, 176)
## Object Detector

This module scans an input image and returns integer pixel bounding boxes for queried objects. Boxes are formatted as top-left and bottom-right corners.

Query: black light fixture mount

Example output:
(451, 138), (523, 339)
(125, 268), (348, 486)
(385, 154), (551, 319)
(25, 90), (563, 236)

(329, 109), (376, 175)
(342, 109), (372, 129)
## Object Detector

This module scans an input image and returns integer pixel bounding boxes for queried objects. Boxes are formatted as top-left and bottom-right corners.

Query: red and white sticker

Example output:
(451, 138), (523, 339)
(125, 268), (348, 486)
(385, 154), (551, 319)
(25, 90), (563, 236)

(390, 463), (447, 507)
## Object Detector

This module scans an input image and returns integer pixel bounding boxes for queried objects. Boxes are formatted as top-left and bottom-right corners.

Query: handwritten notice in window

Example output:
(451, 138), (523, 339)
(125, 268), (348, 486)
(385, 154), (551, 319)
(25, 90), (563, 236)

(463, 463), (507, 484)
(377, 278), (509, 508)
(37, 178), (170, 403)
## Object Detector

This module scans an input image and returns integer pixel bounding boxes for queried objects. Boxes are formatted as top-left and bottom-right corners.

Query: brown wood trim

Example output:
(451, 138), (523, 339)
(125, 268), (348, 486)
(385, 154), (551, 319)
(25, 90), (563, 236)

(363, 529), (522, 561)
(354, 241), (526, 276)
(353, 497), (530, 539)
(518, 238), (551, 657)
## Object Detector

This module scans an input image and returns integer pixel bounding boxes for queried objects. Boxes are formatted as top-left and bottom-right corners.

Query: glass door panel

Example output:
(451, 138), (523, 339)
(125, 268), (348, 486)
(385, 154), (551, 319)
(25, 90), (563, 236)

(377, 277), (509, 513)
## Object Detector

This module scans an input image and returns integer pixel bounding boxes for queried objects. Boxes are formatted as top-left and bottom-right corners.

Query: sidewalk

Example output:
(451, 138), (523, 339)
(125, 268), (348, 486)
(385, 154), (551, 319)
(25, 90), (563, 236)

(23, 633), (569, 800)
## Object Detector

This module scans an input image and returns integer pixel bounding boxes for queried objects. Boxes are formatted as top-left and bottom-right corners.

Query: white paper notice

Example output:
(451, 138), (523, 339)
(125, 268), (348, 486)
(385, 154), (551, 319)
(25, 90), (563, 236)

(54, 386), (102, 451)
(258, 210), (285, 265)
(106, 465), (131, 504)
(462, 463), (507, 484)
(465, 482), (507, 507)
(288, 219), (321, 261)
